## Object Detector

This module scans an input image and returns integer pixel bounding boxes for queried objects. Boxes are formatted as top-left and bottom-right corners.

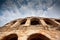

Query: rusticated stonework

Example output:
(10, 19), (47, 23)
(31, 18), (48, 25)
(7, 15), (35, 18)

(0, 17), (60, 40)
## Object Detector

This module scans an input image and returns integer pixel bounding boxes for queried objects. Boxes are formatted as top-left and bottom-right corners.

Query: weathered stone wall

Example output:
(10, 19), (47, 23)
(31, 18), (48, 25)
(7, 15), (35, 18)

(0, 17), (60, 40)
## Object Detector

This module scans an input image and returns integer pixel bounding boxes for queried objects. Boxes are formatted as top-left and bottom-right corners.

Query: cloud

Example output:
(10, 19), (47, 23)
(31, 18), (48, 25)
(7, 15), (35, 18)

(0, 0), (60, 26)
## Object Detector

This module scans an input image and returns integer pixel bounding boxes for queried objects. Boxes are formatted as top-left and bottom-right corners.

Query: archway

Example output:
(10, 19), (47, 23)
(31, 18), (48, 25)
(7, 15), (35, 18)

(27, 33), (50, 40)
(2, 34), (18, 40)
(30, 18), (40, 25)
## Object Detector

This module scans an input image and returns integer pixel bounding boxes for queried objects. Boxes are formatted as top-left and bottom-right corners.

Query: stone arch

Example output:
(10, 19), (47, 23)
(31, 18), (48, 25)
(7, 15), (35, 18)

(55, 19), (60, 23)
(20, 18), (27, 25)
(27, 33), (50, 40)
(30, 18), (40, 25)
(2, 33), (18, 40)
(44, 18), (53, 25)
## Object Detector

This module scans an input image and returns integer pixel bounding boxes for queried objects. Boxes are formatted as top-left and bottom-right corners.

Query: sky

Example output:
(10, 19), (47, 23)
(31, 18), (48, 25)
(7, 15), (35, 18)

(0, 0), (60, 26)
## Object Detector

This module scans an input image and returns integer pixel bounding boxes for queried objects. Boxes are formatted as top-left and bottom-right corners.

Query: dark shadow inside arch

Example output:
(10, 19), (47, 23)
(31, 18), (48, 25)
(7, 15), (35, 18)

(27, 33), (50, 40)
(30, 18), (40, 25)
(20, 19), (27, 25)
(55, 19), (60, 23)
(44, 18), (53, 25)
(2, 34), (18, 40)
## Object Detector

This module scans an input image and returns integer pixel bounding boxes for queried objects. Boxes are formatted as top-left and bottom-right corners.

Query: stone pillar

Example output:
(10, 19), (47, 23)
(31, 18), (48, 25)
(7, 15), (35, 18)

(25, 18), (30, 26)
(40, 19), (47, 27)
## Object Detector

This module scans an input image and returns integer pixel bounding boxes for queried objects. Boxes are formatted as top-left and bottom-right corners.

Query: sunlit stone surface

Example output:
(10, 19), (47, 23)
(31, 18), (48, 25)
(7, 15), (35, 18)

(0, 17), (60, 40)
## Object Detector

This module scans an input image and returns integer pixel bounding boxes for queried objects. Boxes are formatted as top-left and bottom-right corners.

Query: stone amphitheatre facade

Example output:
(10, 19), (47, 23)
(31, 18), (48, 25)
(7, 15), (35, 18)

(0, 17), (60, 40)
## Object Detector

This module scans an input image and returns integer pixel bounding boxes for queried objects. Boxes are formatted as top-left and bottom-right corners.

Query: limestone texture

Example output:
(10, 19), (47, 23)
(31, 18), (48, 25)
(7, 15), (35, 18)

(0, 17), (60, 40)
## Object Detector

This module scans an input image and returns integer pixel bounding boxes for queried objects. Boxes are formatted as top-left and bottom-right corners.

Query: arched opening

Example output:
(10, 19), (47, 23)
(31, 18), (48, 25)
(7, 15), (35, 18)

(30, 18), (40, 25)
(27, 33), (50, 40)
(2, 34), (18, 40)
(12, 20), (17, 24)
(44, 18), (53, 25)
(5, 20), (16, 26)
(45, 20), (52, 25)
(55, 19), (60, 23)
(20, 19), (27, 25)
